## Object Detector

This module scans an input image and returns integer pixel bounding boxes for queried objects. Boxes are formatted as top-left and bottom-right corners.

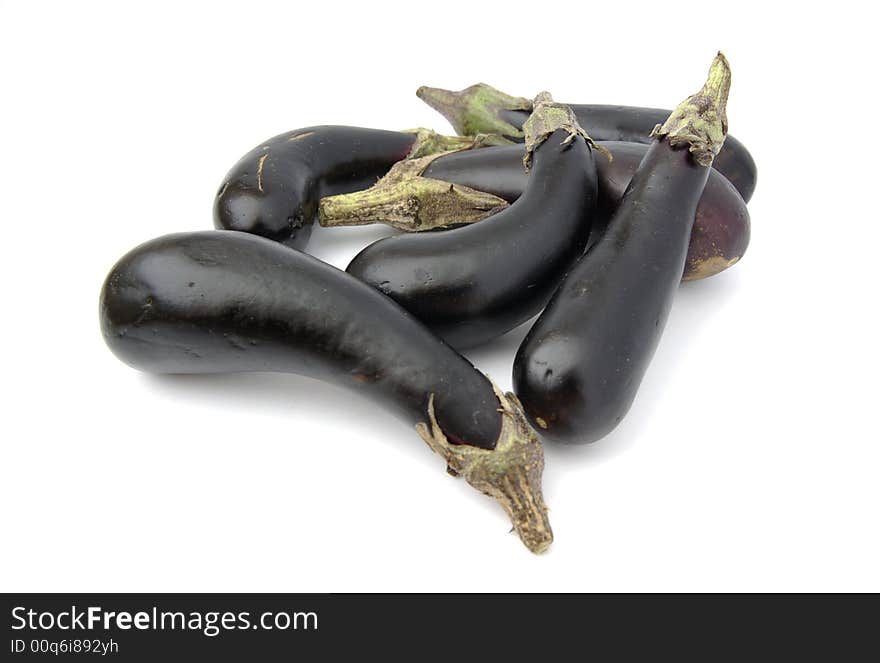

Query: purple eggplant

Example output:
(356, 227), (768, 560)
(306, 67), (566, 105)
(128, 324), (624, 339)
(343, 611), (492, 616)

(345, 95), (600, 349)
(100, 231), (552, 552)
(513, 53), (733, 443)
(213, 126), (476, 248)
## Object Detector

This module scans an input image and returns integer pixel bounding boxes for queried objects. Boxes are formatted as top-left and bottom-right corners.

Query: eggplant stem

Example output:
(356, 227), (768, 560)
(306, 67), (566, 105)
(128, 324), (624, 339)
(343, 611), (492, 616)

(649, 52), (732, 166)
(415, 385), (553, 555)
(522, 92), (610, 170)
(402, 127), (490, 159)
(416, 83), (531, 144)
(318, 149), (509, 232)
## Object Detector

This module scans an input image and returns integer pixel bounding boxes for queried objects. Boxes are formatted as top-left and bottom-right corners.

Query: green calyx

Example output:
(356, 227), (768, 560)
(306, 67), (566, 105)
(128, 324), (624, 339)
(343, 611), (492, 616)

(402, 128), (491, 158)
(650, 52), (732, 167)
(318, 149), (509, 232)
(522, 92), (608, 170)
(415, 384), (553, 555)
(416, 83), (533, 144)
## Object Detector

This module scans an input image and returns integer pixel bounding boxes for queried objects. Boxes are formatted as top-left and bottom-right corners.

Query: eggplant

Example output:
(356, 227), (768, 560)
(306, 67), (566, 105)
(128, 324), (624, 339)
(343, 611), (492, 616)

(213, 126), (478, 248)
(99, 230), (552, 553)
(346, 95), (599, 349)
(417, 81), (756, 202)
(513, 53), (732, 444)
(421, 141), (749, 281)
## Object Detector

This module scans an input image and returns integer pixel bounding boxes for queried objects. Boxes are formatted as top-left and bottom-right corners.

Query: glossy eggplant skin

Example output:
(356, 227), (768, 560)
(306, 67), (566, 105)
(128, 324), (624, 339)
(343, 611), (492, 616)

(346, 129), (598, 349)
(513, 140), (710, 444)
(100, 231), (501, 449)
(424, 141), (749, 281)
(499, 105), (756, 202)
(213, 127), (416, 249)
(424, 145), (528, 203)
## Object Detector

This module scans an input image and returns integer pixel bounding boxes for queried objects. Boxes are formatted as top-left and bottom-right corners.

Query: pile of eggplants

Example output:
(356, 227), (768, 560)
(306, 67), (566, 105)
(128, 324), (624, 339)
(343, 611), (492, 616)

(100, 53), (747, 554)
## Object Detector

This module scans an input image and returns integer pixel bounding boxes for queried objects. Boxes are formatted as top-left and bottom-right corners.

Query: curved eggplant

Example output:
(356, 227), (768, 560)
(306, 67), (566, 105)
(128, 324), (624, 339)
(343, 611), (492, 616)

(513, 53), (732, 444)
(417, 82), (757, 202)
(100, 230), (551, 552)
(422, 141), (749, 280)
(346, 96), (599, 349)
(213, 126), (475, 248)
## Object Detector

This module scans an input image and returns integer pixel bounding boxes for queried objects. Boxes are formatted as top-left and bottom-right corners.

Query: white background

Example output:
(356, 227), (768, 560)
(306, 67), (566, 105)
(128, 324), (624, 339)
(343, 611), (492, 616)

(1, 1), (877, 592)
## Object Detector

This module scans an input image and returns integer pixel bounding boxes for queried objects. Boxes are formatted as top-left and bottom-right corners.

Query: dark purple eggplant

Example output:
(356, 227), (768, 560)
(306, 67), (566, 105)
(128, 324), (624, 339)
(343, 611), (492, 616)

(213, 126), (476, 249)
(513, 53), (731, 444)
(99, 230), (551, 552)
(422, 141), (749, 280)
(417, 81), (756, 202)
(346, 95), (599, 349)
